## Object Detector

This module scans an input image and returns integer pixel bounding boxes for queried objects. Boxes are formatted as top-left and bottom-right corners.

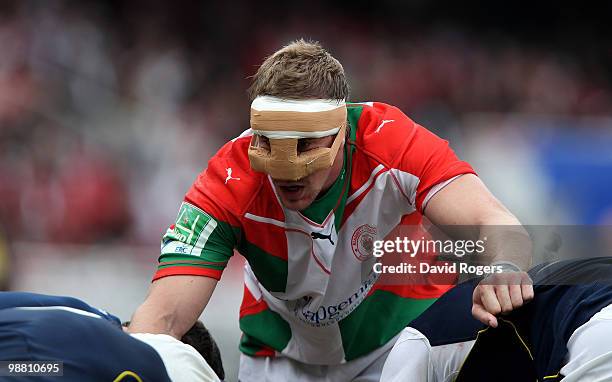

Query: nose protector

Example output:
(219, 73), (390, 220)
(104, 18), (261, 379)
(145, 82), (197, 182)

(248, 123), (346, 180)
(247, 96), (347, 181)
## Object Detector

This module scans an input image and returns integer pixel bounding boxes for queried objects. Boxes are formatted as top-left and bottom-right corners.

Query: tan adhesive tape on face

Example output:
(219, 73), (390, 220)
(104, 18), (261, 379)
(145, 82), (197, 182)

(248, 96), (347, 180)
(249, 123), (346, 180)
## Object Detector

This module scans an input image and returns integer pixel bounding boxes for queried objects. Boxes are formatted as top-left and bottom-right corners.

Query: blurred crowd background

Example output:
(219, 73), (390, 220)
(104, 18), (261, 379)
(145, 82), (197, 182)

(1, 1), (611, 380)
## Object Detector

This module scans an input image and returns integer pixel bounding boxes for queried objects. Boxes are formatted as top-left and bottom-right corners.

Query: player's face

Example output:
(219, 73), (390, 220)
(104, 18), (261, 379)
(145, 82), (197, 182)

(270, 135), (344, 211)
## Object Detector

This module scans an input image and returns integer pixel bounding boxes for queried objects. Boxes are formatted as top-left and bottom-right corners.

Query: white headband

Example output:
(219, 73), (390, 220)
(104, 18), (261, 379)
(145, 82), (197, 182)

(251, 129), (340, 139)
(251, 95), (346, 113)
(250, 96), (346, 139)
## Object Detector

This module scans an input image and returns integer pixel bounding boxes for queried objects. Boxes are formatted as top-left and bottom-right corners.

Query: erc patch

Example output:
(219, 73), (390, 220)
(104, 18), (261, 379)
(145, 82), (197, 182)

(164, 202), (218, 255)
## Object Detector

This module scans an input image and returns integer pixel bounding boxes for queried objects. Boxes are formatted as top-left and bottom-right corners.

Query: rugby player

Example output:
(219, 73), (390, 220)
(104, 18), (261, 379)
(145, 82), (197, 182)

(381, 257), (612, 381)
(128, 39), (533, 380)
(0, 292), (222, 381)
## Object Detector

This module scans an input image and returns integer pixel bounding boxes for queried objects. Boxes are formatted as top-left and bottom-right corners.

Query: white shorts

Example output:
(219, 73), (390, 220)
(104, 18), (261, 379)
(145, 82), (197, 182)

(380, 327), (474, 382)
(559, 303), (612, 381)
(238, 333), (399, 382)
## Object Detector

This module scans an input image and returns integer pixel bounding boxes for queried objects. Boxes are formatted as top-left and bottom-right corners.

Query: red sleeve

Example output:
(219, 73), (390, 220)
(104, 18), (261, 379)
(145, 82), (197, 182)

(152, 136), (258, 282)
(152, 187), (240, 282)
(400, 124), (476, 214)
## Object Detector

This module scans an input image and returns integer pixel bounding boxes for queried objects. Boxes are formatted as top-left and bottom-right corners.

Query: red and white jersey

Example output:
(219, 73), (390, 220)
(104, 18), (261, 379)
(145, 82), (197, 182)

(154, 102), (476, 364)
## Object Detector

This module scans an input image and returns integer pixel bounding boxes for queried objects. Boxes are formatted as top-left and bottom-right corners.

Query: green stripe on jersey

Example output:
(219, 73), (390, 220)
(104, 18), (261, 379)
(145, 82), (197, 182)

(239, 334), (273, 356)
(238, 241), (288, 293)
(239, 309), (292, 354)
(338, 290), (437, 361)
(299, 147), (349, 226)
(157, 262), (225, 271)
(346, 104), (363, 142)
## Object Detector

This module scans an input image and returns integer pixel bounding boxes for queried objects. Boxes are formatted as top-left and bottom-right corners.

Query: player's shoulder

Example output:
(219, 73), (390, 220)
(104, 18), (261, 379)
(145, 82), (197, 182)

(186, 130), (266, 217)
(0, 292), (122, 326)
(348, 101), (421, 167)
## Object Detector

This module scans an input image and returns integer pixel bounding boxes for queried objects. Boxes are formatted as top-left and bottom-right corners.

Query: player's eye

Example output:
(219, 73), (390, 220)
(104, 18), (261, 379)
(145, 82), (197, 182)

(252, 135), (270, 151)
(297, 139), (317, 153)
(297, 135), (335, 153)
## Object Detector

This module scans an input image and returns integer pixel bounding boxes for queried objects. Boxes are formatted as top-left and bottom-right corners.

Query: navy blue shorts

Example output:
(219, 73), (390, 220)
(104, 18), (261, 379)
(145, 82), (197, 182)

(408, 257), (612, 381)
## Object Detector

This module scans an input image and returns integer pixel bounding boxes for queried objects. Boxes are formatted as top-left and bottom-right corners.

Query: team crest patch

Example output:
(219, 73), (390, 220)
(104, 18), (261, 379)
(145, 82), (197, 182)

(351, 224), (377, 261)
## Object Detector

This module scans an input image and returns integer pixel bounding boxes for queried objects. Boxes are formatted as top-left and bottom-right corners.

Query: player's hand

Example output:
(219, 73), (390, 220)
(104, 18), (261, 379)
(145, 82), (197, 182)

(472, 271), (534, 328)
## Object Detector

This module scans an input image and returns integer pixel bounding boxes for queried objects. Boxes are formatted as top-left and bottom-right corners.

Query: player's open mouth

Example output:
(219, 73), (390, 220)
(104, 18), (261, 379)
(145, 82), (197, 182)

(277, 184), (306, 200)
(281, 185), (303, 192)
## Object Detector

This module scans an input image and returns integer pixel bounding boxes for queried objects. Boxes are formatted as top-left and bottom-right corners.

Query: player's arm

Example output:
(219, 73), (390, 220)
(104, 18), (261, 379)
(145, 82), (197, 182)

(128, 275), (217, 339)
(129, 198), (239, 338)
(424, 174), (530, 268)
(424, 174), (534, 327)
(397, 118), (532, 327)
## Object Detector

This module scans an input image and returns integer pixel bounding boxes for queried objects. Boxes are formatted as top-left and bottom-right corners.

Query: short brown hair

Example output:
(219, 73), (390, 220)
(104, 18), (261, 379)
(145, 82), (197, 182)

(248, 39), (349, 101)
